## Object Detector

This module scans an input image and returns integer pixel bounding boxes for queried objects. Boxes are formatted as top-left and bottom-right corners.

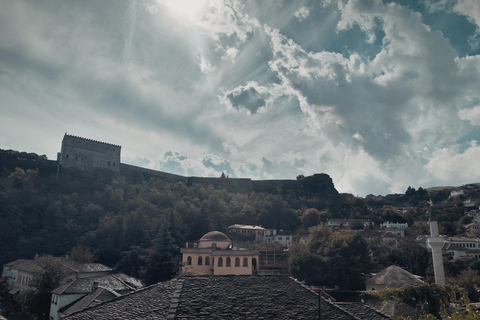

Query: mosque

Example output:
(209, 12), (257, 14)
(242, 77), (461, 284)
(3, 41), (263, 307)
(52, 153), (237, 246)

(180, 231), (259, 275)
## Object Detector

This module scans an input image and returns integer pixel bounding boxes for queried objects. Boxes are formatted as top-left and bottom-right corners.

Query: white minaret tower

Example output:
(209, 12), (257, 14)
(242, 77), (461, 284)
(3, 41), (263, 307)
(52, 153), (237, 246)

(427, 200), (446, 286)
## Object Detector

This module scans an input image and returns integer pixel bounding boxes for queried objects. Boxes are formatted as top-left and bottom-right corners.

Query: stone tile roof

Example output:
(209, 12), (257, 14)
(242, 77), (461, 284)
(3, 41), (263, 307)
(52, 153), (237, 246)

(4, 257), (112, 275)
(64, 276), (387, 320)
(52, 273), (142, 295)
(365, 265), (423, 288)
(334, 302), (390, 320)
(59, 287), (121, 317)
(64, 277), (180, 320)
(5, 259), (43, 273)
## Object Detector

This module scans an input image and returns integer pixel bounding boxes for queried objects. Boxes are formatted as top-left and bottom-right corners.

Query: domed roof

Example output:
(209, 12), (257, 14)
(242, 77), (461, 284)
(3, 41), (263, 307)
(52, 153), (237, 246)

(199, 231), (231, 242)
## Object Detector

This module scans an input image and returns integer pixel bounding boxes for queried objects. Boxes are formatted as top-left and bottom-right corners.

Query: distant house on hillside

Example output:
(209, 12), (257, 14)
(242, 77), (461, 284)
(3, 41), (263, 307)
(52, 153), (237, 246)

(365, 265), (423, 292)
(49, 273), (143, 320)
(227, 224), (266, 243)
(326, 219), (349, 228)
(2, 257), (112, 298)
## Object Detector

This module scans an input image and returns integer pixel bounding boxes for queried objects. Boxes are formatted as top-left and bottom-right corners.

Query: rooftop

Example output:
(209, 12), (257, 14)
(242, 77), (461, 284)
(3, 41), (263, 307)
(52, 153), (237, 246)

(199, 231), (231, 242)
(228, 224), (266, 230)
(64, 275), (389, 320)
(366, 265), (423, 288)
(52, 273), (142, 295)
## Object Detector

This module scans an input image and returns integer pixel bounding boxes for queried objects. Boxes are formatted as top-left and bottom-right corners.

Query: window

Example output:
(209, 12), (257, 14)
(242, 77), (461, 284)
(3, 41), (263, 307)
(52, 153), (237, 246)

(218, 257), (223, 267)
(235, 257), (240, 267)
(108, 161), (110, 166)
(187, 256), (192, 265)
(198, 256), (203, 265)
(226, 257), (231, 267)
(243, 257), (248, 267)
(212, 243), (217, 248)
(278, 237), (282, 240)
(286, 237), (290, 240)
(205, 256), (210, 265)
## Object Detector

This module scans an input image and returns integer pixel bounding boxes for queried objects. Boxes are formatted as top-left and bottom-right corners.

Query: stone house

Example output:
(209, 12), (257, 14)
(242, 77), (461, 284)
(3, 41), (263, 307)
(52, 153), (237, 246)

(49, 273), (143, 320)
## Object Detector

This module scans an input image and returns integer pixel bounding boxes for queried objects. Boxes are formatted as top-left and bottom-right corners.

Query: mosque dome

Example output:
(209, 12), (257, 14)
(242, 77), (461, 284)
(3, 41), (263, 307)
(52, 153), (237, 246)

(199, 231), (230, 242)
(197, 231), (231, 249)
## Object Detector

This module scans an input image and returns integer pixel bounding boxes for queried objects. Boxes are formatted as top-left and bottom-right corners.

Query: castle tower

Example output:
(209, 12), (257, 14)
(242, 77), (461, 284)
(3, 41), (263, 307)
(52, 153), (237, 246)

(58, 133), (121, 172)
(427, 201), (445, 286)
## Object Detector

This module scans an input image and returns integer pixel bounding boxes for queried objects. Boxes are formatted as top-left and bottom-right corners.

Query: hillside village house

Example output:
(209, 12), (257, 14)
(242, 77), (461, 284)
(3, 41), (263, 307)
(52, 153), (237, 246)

(49, 273), (143, 320)
(2, 257), (112, 297)
(380, 221), (408, 237)
(181, 231), (259, 275)
(227, 224), (266, 242)
(227, 224), (294, 248)
(2, 256), (143, 320)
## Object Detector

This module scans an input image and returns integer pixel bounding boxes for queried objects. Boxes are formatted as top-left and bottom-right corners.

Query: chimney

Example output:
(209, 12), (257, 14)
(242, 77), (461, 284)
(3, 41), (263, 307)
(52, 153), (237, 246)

(91, 281), (99, 292)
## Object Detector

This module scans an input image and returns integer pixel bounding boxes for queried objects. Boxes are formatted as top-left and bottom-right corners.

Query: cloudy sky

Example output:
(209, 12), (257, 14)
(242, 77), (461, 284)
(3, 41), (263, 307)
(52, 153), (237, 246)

(1, 0), (480, 196)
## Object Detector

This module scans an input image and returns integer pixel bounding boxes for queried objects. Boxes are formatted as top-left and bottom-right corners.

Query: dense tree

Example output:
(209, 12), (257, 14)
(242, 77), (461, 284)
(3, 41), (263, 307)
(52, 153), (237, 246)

(289, 225), (372, 290)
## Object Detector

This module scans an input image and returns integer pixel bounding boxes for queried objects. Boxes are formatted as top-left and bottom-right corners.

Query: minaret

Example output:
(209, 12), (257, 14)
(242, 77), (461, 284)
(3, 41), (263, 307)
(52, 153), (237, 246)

(427, 201), (446, 286)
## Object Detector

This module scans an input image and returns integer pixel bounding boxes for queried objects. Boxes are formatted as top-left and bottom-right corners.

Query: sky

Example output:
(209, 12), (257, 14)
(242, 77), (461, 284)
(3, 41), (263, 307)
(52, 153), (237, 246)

(1, 0), (480, 197)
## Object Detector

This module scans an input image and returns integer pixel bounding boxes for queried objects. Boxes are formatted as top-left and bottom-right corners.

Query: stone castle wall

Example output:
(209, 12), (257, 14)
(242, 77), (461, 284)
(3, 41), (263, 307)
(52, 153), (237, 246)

(54, 135), (338, 196)
(58, 134), (121, 172)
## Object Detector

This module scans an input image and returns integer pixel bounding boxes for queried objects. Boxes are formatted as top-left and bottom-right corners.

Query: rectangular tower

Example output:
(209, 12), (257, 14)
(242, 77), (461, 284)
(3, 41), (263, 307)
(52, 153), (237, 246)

(58, 134), (121, 172)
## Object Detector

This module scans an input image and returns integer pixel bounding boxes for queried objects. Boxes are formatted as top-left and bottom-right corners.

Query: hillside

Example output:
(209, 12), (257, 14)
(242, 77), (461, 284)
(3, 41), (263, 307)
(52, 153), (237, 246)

(2, 147), (480, 291)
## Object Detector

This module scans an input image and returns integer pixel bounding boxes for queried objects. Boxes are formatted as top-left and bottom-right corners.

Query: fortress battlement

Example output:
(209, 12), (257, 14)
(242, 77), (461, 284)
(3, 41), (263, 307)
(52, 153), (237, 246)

(64, 133), (121, 148)
(56, 134), (339, 197)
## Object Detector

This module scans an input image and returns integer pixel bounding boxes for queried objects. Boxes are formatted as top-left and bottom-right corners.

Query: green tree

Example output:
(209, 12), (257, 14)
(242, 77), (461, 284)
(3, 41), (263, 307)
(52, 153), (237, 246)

(290, 225), (372, 290)
(69, 245), (96, 263)
(26, 256), (66, 320)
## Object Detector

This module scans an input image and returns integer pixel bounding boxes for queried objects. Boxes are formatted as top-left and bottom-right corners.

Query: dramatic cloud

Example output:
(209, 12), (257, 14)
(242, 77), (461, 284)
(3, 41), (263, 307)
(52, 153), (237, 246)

(1, 0), (480, 196)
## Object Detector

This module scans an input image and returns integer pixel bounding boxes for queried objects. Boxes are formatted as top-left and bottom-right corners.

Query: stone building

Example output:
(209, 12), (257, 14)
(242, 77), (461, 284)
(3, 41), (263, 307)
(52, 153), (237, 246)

(57, 134), (121, 172)
(180, 231), (259, 275)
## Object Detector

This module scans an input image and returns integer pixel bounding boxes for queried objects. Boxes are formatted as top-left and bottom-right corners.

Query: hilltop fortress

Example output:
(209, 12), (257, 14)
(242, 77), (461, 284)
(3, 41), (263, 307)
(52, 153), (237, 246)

(28, 134), (340, 196)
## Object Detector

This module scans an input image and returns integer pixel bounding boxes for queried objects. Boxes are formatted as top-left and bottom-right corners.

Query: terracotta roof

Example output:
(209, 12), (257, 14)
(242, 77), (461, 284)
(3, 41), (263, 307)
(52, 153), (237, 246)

(365, 266), (423, 288)
(199, 231), (231, 242)
(64, 275), (388, 320)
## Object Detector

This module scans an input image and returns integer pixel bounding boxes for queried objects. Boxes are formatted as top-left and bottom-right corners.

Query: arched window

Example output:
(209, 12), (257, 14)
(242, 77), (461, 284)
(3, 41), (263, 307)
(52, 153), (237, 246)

(235, 257), (240, 267)
(212, 242), (217, 248)
(187, 256), (192, 265)
(243, 257), (248, 267)
(218, 257), (223, 267)
(198, 256), (203, 265)
(226, 257), (231, 267)
(205, 256), (210, 265)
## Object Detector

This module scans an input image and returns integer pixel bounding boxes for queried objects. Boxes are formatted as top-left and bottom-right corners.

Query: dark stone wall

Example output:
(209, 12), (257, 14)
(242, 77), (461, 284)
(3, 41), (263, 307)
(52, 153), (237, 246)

(188, 177), (253, 193)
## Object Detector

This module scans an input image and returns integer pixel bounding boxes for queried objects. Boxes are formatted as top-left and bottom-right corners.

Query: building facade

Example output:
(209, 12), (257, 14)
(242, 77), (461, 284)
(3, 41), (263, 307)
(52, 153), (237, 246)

(181, 231), (259, 275)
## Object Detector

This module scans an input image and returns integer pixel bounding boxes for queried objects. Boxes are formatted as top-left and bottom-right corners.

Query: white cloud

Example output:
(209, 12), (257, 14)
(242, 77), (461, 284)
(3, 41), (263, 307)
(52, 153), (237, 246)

(459, 105), (480, 126)
(294, 6), (310, 22)
(425, 141), (480, 182)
